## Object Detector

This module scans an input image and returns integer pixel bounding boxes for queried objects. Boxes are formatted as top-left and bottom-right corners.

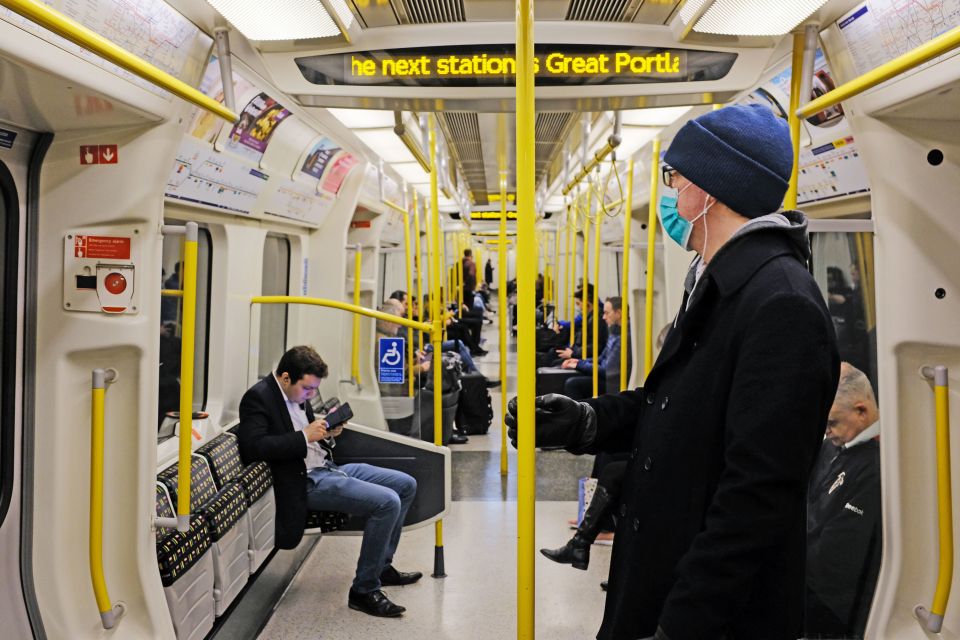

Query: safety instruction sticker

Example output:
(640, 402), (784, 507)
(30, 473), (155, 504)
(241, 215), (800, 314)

(378, 337), (405, 384)
(73, 235), (131, 259)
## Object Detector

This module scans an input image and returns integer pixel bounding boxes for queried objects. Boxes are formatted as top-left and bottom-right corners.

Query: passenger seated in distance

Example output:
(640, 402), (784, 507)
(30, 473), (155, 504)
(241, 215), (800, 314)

(237, 346), (422, 618)
(805, 362), (881, 639)
(559, 296), (629, 400)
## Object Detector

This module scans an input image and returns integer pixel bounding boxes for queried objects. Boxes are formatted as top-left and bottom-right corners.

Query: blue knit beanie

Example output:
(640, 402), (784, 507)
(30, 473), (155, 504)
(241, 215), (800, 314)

(663, 103), (793, 218)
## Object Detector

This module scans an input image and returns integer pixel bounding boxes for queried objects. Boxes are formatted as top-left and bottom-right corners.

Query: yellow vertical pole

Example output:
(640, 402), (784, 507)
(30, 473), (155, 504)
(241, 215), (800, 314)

(428, 115), (446, 577)
(568, 205), (576, 329)
(932, 367), (953, 621)
(404, 207), (415, 398)
(644, 140), (661, 380)
(351, 245), (362, 385)
(591, 186), (601, 398)
(784, 31), (805, 210)
(620, 159), (634, 391)
(581, 204), (591, 358)
(177, 225), (198, 524)
(516, 0), (537, 636)
(499, 172), (509, 477)
(414, 193), (424, 353)
(457, 234), (465, 316)
(553, 228), (561, 314)
(563, 206), (572, 323)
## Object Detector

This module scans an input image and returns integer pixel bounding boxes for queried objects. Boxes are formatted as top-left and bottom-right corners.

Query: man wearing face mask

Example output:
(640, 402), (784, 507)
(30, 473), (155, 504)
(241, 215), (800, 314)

(507, 103), (840, 639)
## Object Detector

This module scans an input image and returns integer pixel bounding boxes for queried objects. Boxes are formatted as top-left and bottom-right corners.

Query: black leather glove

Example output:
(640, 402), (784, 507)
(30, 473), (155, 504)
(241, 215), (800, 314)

(505, 393), (596, 451)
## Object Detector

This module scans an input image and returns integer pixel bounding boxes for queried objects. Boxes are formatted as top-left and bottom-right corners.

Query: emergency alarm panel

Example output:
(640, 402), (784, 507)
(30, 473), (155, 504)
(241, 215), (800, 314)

(63, 226), (142, 314)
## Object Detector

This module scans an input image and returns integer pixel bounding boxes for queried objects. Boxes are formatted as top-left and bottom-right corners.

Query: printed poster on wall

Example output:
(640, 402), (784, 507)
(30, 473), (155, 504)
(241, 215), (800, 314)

(300, 137), (341, 180)
(187, 54), (256, 144)
(320, 152), (360, 194)
(218, 91), (292, 163)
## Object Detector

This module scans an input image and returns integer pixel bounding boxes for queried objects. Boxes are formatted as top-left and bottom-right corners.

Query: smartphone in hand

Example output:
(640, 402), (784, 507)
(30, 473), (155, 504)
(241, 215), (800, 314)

(324, 402), (353, 429)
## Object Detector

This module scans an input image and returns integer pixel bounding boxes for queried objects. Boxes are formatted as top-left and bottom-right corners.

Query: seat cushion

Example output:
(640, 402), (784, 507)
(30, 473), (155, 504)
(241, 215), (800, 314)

(158, 456), (218, 513)
(196, 482), (248, 542)
(305, 510), (349, 533)
(196, 434), (244, 489)
(237, 462), (273, 505)
(155, 484), (176, 543)
(157, 513), (213, 587)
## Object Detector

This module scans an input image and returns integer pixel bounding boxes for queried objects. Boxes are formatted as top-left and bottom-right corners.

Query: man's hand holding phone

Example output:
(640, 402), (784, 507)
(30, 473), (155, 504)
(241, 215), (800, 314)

(303, 419), (329, 442)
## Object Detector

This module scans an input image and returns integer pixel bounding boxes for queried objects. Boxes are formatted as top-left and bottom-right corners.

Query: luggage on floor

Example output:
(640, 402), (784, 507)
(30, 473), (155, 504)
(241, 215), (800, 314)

(455, 371), (494, 435)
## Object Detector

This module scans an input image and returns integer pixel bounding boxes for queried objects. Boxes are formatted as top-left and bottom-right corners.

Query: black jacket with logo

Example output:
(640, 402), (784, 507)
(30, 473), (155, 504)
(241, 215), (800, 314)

(584, 212), (840, 640)
(806, 437), (882, 637)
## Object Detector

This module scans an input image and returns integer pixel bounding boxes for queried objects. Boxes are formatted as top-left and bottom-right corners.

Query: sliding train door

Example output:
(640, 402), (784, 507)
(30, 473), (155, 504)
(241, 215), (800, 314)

(0, 123), (42, 639)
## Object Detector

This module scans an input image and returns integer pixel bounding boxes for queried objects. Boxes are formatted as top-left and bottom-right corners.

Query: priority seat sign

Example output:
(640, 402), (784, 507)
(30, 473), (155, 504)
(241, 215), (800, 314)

(378, 337), (405, 384)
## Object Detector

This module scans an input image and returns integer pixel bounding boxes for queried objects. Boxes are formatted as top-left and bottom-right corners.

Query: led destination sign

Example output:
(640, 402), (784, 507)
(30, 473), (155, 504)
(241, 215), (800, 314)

(296, 44), (737, 88)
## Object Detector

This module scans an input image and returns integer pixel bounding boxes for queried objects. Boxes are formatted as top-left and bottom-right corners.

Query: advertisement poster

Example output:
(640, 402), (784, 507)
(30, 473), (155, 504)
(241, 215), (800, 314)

(767, 49), (844, 128)
(220, 92), (292, 163)
(320, 152), (361, 194)
(187, 54), (255, 144)
(300, 137), (341, 180)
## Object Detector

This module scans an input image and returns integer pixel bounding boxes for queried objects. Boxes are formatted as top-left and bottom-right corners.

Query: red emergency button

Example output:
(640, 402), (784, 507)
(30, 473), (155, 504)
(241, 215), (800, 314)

(104, 272), (127, 294)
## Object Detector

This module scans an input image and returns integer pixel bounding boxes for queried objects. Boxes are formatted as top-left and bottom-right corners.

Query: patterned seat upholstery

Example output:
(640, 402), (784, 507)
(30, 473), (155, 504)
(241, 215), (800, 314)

(305, 510), (349, 533)
(155, 484), (212, 583)
(237, 461), (273, 505)
(196, 482), (248, 542)
(196, 434), (244, 490)
(157, 457), (218, 513)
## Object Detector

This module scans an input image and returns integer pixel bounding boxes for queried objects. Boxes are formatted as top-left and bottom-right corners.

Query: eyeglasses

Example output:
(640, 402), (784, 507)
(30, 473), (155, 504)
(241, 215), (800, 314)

(661, 165), (677, 189)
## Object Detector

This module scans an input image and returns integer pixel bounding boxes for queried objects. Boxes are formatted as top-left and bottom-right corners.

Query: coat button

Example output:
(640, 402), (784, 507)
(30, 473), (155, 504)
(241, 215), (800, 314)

(643, 457), (653, 471)
(661, 396), (669, 410)
(630, 447), (639, 459)
(646, 392), (655, 405)
(632, 518), (640, 531)
(620, 504), (627, 518)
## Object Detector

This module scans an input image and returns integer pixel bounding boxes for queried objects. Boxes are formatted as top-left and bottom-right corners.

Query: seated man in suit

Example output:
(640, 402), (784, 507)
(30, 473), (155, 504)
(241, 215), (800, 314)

(238, 346), (422, 618)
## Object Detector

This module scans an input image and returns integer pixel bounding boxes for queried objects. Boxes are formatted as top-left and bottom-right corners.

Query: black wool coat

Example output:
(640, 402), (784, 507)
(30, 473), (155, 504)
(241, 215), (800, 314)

(585, 213), (840, 640)
(237, 375), (324, 550)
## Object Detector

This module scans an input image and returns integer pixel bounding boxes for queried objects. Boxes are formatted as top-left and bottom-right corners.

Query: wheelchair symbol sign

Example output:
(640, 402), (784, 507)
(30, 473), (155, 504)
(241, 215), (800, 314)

(378, 338), (405, 384)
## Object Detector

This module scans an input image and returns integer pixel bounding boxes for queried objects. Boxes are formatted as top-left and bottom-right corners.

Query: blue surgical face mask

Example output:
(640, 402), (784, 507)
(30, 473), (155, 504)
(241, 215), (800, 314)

(658, 183), (714, 252)
(658, 183), (695, 249)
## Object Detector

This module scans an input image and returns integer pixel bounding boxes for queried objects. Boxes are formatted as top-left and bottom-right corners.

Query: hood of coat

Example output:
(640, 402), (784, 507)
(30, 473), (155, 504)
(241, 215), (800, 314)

(685, 210), (810, 302)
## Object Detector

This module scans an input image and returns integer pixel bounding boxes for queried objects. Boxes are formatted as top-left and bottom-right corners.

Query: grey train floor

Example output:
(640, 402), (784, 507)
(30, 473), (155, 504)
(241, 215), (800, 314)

(258, 301), (610, 639)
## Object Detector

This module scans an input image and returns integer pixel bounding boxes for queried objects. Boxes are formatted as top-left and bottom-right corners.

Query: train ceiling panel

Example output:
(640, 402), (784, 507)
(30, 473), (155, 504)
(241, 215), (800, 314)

(346, 0), (681, 26)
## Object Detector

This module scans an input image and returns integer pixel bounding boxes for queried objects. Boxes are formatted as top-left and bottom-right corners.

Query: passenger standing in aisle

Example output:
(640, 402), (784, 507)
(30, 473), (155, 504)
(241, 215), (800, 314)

(462, 248), (477, 299)
(806, 362), (881, 639)
(508, 104), (840, 640)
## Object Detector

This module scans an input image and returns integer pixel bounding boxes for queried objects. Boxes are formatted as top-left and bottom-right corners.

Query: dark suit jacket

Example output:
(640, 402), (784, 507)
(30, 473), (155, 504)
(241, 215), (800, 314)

(586, 214), (840, 640)
(237, 375), (319, 549)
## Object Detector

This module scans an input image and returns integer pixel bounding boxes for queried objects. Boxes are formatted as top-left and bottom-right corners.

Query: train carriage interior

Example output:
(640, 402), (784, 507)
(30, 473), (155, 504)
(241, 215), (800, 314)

(1, 0), (959, 638)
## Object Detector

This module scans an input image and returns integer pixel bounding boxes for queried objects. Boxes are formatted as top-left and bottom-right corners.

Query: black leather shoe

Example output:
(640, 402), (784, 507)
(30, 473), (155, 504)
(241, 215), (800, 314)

(380, 565), (423, 586)
(540, 534), (591, 570)
(348, 589), (405, 617)
(448, 433), (469, 445)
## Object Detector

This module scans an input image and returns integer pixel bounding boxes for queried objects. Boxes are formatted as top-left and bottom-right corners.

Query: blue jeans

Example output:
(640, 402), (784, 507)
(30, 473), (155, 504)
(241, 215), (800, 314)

(306, 463), (417, 593)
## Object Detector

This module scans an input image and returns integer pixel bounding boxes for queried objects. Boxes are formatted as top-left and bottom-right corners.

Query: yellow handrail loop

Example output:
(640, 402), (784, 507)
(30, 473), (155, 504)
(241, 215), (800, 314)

(644, 140), (661, 380)
(619, 159), (634, 391)
(916, 365), (953, 633)
(0, 0), (238, 123)
(90, 367), (124, 630)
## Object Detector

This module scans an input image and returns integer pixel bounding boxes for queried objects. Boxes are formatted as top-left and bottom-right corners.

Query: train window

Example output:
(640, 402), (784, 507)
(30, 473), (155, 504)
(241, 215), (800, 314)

(258, 234), (291, 377)
(810, 231), (878, 388)
(158, 226), (212, 432)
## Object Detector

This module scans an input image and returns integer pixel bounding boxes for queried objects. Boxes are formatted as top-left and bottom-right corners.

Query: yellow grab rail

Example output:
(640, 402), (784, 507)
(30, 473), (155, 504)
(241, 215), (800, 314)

(403, 208), (415, 398)
(563, 139), (621, 195)
(581, 211), (591, 358)
(160, 289), (183, 298)
(351, 246), (363, 385)
(428, 115), (447, 578)
(644, 140), (661, 379)
(516, 0), (538, 635)
(90, 367), (123, 629)
(591, 187), (601, 398)
(252, 296), (433, 334)
(916, 365), (953, 633)
(798, 25), (960, 119)
(499, 170), (509, 477)
(784, 31), (805, 210)
(620, 159), (634, 391)
(0, 0), (237, 123)
(414, 194), (425, 355)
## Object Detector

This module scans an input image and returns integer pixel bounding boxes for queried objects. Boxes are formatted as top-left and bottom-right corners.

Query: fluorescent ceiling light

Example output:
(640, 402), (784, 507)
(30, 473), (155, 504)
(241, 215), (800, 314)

(621, 106), (692, 127)
(328, 108), (395, 129)
(205, 0), (349, 40)
(392, 162), (431, 186)
(354, 129), (416, 164)
(684, 0), (828, 36)
(617, 126), (661, 159)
